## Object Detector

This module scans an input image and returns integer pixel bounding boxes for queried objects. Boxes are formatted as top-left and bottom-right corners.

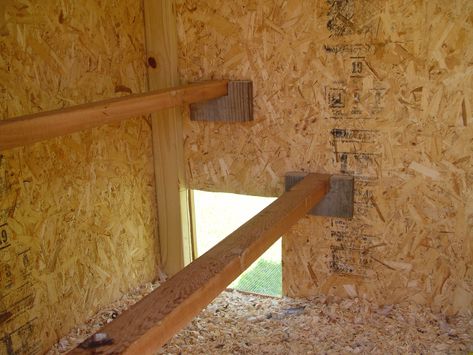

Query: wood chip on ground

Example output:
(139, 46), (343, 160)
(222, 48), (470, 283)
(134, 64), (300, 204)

(49, 287), (473, 354)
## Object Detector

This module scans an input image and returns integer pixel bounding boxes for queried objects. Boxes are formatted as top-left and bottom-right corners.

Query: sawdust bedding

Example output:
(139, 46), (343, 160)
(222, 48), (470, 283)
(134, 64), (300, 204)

(50, 287), (473, 354)
(47, 282), (159, 354)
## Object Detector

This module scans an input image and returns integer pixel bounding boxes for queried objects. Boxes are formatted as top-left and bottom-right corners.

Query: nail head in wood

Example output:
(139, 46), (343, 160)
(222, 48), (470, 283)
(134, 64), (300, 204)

(285, 172), (354, 218)
(190, 80), (253, 122)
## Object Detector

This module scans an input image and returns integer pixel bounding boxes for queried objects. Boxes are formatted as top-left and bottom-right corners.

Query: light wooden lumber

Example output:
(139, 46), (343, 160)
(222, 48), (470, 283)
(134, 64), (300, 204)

(70, 174), (329, 354)
(0, 80), (228, 151)
(144, 0), (194, 276)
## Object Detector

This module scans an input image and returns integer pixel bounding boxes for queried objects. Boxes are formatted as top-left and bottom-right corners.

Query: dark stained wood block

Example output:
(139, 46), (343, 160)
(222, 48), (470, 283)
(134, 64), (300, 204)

(285, 172), (354, 218)
(190, 80), (253, 122)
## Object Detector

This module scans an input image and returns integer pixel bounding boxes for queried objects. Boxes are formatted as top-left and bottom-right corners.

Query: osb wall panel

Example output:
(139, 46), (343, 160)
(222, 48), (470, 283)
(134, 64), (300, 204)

(0, 1), (158, 352)
(176, 0), (473, 314)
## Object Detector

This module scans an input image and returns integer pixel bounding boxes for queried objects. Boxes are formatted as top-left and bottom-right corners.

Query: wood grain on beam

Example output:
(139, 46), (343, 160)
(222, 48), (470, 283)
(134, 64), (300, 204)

(0, 80), (228, 151)
(70, 174), (329, 354)
(144, 0), (194, 276)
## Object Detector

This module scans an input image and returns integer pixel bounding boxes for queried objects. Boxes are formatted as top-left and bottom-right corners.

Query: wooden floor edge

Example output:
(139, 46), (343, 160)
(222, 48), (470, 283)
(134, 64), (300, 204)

(68, 174), (330, 355)
(0, 80), (228, 151)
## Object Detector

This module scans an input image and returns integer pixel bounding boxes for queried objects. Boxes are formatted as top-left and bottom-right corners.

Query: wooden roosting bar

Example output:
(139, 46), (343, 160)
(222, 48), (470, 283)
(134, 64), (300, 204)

(72, 174), (330, 354)
(0, 80), (228, 151)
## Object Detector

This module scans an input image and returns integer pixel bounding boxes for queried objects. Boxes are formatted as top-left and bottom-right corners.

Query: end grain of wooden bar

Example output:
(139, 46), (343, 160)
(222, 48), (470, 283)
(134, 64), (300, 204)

(0, 80), (228, 151)
(69, 174), (330, 355)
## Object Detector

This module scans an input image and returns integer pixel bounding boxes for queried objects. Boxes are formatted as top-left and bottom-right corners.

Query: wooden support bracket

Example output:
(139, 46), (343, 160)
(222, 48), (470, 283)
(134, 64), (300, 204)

(69, 174), (330, 354)
(285, 172), (354, 218)
(190, 80), (253, 122)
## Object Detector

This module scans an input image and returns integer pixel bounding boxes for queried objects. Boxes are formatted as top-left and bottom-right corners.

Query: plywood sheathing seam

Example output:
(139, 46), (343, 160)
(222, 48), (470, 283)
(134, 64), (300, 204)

(0, 0), (158, 353)
(176, 0), (473, 314)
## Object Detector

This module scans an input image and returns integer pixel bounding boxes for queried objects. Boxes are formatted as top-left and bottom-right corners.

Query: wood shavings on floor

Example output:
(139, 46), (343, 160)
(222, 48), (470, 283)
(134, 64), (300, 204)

(49, 287), (473, 354)
(159, 290), (473, 354)
(46, 282), (159, 354)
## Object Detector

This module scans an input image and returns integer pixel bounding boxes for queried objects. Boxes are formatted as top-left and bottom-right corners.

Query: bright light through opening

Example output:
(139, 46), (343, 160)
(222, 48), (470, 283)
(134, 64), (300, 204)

(193, 190), (281, 296)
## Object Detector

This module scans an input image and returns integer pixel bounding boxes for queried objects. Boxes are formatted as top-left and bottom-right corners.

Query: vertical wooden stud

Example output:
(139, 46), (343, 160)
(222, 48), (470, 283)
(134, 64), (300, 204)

(144, 0), (193, 276)
(188, 189), (198, 260)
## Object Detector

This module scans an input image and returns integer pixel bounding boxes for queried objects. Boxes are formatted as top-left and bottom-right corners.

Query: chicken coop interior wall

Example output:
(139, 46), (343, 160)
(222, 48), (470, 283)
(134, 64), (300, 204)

(0, 1), (158, 352)
(177, 0), (473, 315)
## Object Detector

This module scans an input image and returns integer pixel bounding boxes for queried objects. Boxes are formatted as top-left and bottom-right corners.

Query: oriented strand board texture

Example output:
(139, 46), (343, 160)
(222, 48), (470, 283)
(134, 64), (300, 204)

(176, 0), (473, 314)
(0, 1), (158, 353)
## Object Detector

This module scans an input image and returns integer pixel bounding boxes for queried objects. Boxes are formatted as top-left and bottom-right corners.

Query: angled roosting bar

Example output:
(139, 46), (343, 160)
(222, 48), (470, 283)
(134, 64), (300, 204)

(74, 174), (331, 354)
